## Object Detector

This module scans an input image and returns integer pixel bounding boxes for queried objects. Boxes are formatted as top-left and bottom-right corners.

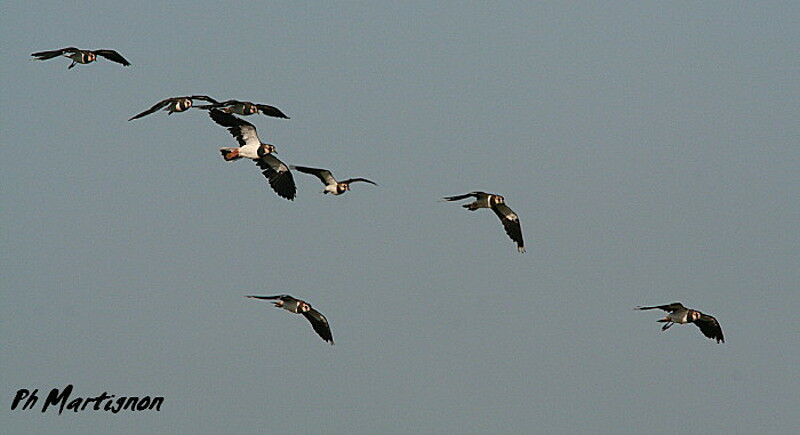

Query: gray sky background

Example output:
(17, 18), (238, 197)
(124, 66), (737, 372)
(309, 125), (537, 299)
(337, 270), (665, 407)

(2, 1), (798, 433)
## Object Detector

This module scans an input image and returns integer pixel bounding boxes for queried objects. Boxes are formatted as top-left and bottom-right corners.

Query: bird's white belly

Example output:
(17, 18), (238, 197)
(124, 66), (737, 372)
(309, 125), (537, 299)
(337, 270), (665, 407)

(668, 312), (689, 324)
(238, 144), (260, 159)
(68, 52), (90, 63)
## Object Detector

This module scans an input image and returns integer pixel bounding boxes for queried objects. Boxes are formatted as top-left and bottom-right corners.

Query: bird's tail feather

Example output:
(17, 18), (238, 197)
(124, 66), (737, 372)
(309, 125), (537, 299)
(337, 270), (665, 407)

(220, 148), (241, 161)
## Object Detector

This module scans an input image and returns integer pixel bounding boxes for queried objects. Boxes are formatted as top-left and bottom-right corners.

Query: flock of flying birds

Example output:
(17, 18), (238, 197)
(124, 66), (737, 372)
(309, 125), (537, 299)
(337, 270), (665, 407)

(31, 47), (725, 345)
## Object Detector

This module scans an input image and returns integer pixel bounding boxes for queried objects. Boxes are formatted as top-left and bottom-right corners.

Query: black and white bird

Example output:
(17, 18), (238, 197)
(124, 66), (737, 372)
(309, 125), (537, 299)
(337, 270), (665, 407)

(291, 165), (377, 195)
(31, 47), (131, 69)
(635, 302), (724, 343)
(197, 99), (289, 119)
(442, 191), (525, 253)
(209, 109), (296, 200)
(128, 95), (219, 121)
(246, 295), (334, 344)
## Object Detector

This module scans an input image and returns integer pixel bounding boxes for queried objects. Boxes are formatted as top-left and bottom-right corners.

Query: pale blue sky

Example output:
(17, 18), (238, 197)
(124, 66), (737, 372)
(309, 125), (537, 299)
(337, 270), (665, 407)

(2, 1), (799, 433)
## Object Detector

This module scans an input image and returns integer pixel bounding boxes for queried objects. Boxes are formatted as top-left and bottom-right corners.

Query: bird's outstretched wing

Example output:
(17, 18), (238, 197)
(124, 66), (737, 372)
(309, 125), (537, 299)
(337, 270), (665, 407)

(189, 95), (219, 104)
(256, 154), (296, 200)
(302, 308), (334, 344)
(128, 98), (172, 121)
(635, 303), (686, 313)
(207, 99), (240, 107)
(209, 110), (261, 147)
(255, 104), (290, 119)
(341, 177), (377, 186)
(93, 49), (131, 66)
(31, 47), (77, 60)
(442, 191), (486, 202)
(290, 166), (337, 186)
(694, 313), (724, 343)
(245, 295), (292, 301)
(492, 202), (525, 253)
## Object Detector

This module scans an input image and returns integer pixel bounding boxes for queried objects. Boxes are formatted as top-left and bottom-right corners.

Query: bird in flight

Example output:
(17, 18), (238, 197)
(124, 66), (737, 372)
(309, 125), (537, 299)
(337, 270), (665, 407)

(442, 191), (525, 253)
(208, 109), (296, 200)
(291, 165), (377, 196)
(635, 302), (724, 343)
(197, 99), (289, 119)
(246, 295), (334, 344)
(128, 95), (219, 121)
(31, 47), (131, 69)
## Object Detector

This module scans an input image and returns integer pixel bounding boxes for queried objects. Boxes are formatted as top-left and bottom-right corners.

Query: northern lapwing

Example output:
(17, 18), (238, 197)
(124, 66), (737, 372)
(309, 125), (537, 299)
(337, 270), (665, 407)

(129, 95), (219, 121)
(291, 165), (377, 195)
(31, 47), (130, 69)
(246, 295), (334, 344)
(443, 191), (525, 253)
(198, 99), (289, 119)
(635, 302), (724, 343)
(208, 109), (296, 200)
